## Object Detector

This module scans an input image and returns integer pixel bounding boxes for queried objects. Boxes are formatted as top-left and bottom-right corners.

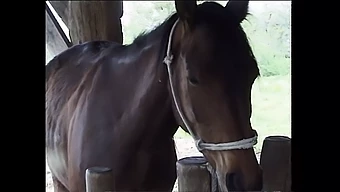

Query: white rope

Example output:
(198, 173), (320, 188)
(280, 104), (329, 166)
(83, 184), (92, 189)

(196, 133), (258, 151)
(163, 19), (257, 152)
(163, 19), (199, 141)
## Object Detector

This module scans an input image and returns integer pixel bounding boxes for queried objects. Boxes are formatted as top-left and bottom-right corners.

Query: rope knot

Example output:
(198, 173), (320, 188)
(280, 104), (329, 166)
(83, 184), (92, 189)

(163, 54), (173, 66)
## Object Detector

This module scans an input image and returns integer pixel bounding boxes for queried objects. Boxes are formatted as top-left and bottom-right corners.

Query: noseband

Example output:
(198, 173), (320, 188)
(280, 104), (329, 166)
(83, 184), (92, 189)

(163, 19), (258, 152)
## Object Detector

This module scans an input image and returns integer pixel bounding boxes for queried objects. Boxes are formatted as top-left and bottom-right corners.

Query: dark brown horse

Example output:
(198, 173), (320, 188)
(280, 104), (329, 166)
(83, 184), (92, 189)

(46, 1), (262, 191)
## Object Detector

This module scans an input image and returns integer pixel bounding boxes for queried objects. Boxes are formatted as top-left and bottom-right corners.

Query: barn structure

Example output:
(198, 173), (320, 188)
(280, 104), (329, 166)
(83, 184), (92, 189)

(45, 1), (291, 191)
(46, 1), (123, 63)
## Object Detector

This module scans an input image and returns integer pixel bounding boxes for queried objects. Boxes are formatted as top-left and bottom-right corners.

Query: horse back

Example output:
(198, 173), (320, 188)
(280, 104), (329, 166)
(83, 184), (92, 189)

(46, 40), (120, 123)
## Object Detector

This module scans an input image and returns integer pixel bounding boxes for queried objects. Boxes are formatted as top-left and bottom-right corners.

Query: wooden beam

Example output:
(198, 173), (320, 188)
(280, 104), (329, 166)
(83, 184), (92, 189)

(45, 10), (68, 63)
(49, 1), (69, 27)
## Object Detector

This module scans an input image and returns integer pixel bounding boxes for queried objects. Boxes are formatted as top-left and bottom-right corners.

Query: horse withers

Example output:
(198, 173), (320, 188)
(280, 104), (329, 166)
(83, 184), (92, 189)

(46, 1), (262, 191)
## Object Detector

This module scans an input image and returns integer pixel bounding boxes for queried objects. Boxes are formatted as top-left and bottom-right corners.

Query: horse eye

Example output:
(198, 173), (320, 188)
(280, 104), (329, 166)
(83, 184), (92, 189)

(188, 76), (199, 86)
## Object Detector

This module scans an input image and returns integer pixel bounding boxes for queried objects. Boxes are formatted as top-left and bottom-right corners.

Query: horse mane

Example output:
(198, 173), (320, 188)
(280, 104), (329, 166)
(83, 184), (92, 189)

(126, 13), (179, 68)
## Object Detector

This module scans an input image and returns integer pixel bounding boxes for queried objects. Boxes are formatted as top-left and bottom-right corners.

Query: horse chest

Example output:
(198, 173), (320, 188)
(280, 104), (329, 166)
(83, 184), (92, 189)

(46, 126), (69, 188)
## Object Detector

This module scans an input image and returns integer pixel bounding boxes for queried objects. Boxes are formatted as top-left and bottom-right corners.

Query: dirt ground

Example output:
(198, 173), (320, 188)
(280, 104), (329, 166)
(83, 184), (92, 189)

(45, 138), (260, 192)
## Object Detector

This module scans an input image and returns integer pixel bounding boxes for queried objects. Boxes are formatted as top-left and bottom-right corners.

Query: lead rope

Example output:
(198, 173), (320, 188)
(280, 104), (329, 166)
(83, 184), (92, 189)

(208, 164), (219, 192)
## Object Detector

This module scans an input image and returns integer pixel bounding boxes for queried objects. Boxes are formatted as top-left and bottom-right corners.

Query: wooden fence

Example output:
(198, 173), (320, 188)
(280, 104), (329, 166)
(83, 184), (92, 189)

(85, 135), (291, 192)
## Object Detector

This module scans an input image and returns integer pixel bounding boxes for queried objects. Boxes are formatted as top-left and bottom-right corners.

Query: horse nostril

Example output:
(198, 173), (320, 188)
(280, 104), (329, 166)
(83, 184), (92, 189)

(226, 172), (245, 191)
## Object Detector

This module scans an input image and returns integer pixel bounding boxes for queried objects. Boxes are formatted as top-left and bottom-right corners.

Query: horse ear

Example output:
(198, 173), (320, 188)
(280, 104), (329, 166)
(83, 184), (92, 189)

(175, 0), (197, 29)
(225, 0), (249, 24)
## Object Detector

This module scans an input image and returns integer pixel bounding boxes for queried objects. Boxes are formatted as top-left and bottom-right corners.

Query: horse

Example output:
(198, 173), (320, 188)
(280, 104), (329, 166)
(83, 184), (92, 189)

(46, 1), (263, 191)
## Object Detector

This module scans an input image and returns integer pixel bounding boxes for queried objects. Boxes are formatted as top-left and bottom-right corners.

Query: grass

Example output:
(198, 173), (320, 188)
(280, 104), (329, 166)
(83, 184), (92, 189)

(174, 74), (291, 154)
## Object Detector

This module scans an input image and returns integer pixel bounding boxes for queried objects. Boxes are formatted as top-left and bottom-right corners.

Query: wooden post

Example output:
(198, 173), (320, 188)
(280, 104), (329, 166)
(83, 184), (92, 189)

(176, 156), (214, 192)
(68, 1), (123, 44)
(46, 1), (124, 63)
(85, 167), (114, 192)
(260, 135), (291, 192)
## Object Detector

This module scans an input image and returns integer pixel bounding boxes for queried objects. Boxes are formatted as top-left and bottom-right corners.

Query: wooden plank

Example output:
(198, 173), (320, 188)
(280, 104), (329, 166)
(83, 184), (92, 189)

(85, 167), (114, 192)
(260, 135), (291, 191)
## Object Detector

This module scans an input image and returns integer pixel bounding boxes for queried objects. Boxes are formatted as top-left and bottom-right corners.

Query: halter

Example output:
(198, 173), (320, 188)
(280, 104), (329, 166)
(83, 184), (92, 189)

(163, 19), (258, 152)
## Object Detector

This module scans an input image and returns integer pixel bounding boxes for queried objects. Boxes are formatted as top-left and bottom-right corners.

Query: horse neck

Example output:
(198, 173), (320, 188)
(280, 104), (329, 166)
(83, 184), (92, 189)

(118, 42), (178, 148)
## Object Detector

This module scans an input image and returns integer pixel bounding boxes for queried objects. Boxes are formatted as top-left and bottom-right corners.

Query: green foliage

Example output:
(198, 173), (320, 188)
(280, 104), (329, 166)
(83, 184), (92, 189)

(122, 1), (291, 77)
(241, 2), (291, 76)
